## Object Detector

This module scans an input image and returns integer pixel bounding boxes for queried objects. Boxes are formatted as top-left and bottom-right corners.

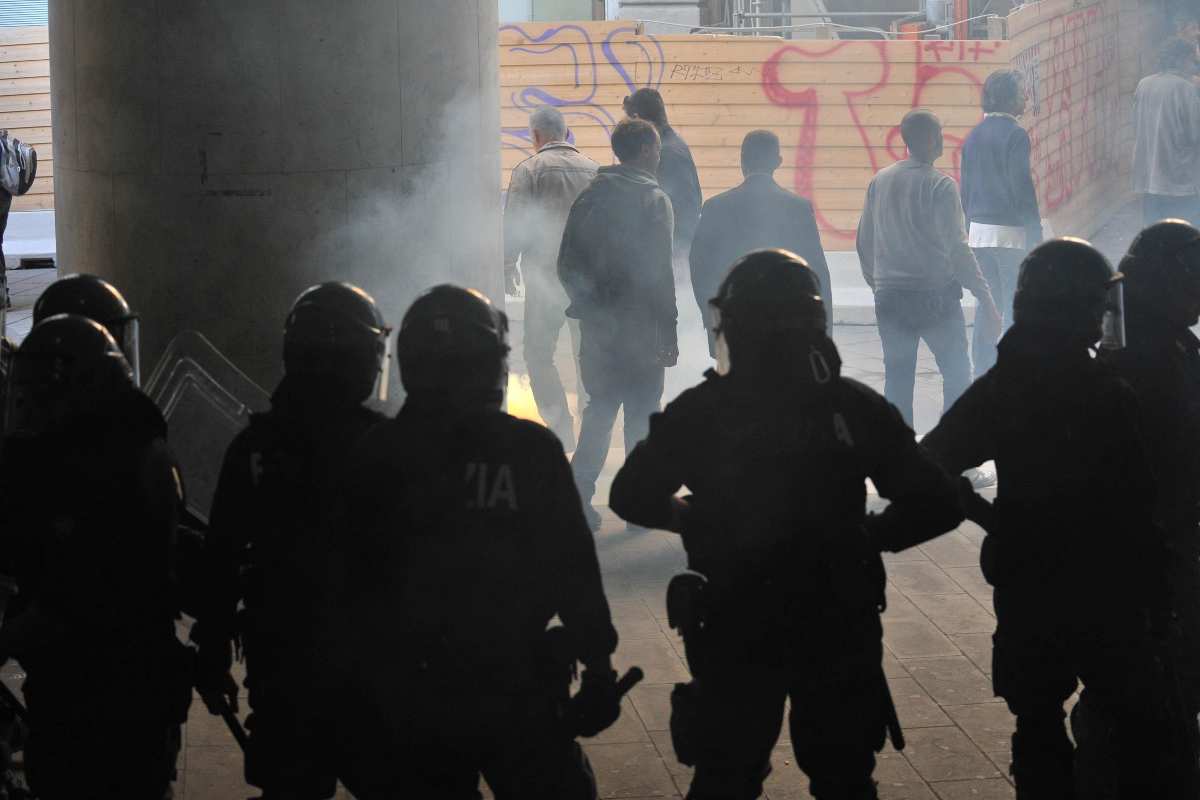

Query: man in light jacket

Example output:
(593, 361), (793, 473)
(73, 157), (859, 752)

(1133, 37), (1200, 225)
(503, 106), (599, 449)
(857, 110), (1001, 428)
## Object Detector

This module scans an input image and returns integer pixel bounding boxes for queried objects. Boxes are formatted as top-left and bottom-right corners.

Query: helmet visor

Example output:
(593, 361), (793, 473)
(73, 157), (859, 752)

(377, 327), (393, 405)
(122, 317), (141, 387)
(1100, 279), (1125, 351)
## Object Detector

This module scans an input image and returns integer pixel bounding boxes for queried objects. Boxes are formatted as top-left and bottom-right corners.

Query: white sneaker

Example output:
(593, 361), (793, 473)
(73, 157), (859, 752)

(963, 466), (997, 490)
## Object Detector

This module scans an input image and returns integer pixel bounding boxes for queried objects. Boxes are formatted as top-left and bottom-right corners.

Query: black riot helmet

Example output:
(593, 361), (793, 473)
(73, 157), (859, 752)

(33, 274), (141, 384)
(1118, 219), (1200, 328)
(709, 249), (832, 380)
(710, 248), (826, 334)
(283, 282), (391, 404)
(1012, 237), (1124, 348)
(396, 284), (510, 400)
(6, 313), (135, 439)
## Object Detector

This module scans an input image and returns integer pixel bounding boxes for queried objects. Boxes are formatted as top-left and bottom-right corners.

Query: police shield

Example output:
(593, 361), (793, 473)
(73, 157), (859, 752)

(144, 331), (270, 525)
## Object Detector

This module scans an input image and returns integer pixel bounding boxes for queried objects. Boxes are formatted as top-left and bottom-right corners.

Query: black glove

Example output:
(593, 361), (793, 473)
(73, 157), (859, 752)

(569, 667), (622, 737)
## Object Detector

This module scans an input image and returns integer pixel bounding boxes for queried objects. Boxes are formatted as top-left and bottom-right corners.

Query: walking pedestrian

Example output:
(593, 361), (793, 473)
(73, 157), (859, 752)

(558, 118), (678, 530)
(961, 70), (1043, 377)
(503, 106), (599, 449)
(856, 109), (1001, 427)
(1133, 37), (1200, 225)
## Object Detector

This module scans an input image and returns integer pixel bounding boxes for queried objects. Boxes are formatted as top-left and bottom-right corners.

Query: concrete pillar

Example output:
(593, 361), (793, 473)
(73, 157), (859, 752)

(49, 0), (502, 387)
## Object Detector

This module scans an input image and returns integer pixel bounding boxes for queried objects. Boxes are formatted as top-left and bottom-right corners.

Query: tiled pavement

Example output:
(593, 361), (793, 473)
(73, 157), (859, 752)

(12, 203), (1152, 798)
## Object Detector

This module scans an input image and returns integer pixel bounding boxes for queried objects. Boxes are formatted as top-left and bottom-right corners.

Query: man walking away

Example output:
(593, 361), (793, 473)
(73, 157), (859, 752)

(624, 89), (702, 258)
(559, 118), (678, 531)
(1133, 37), (1200, 225)
(690, 130), (832, 353)
(961, 70), (1042, 377)
(856, 109), (1001, 427)
(504, 106), (599, 449)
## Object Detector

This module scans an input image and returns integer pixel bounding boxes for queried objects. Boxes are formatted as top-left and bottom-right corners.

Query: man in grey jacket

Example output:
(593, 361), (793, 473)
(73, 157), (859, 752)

(559, 118), (678, 530)
(504, 107), (599, 450)
(857, 110), (1001, 427)
(1133, 37), (1200, 226)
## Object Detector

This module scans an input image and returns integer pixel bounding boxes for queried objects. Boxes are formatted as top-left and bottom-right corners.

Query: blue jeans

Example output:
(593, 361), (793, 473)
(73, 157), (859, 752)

(970, 247), (1024, 379)
(874, 286), (971, 426)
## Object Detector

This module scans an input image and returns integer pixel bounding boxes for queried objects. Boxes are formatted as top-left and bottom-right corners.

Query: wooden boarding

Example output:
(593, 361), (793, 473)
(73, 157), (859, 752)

(501, 0), (1138, 243)
(0, 3), (1139, 229)
(0, 26), (53, 210)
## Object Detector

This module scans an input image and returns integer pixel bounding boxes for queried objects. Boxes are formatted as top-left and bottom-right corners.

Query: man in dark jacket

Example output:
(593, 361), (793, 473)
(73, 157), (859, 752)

(195, 282), (391, 799)
(339, 285), (624, 798)
(0, 315), (192, 799)
(690, 130), (832, 353)
(559, 117), (678, 529)
(624, 88), (702, 257)
(923, 238), (1183, 798)
(961, 69), (1043, 376)
(1106, 219), (1200, 792)
(611, 250), (964, 800)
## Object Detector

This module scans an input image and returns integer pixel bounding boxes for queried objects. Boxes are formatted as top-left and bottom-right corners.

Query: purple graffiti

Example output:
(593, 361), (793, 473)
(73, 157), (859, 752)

(500, 23), (665, 157)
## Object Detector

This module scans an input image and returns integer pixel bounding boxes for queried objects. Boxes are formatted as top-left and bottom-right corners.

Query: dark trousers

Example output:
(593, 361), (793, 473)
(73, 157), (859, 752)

(874, 286), (971, 426)
(386, 689), (598, 800)
(571, 319), (664, 506)
(992, 591), (1193, 799)
(684, 657), (885, 799)
(1144, 193), (1200, 227)
(523, 272), (580, 451)
(970, 247), (1023, 379)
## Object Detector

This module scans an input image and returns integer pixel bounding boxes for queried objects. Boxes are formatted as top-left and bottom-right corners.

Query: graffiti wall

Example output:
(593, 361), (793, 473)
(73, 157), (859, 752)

(1009, 0), (1139, 238)
(500, 2), (1139, 248)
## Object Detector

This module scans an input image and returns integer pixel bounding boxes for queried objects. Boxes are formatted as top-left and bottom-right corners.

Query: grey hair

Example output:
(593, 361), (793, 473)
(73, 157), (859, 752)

(529, 106), (567, 141)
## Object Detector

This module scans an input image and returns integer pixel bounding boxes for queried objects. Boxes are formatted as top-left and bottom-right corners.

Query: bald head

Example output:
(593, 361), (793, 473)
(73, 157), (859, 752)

(900, 109), (944, 163)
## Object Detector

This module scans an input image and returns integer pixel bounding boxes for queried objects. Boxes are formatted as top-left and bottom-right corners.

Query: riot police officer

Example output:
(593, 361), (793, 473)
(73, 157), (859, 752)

(338, 284), (625, 798)
(1105, 219), (1200, 790)
(610, 249), (963, 800)
(922, 238), (1181, 797)
(33, 273), (143, 384)
(0, 314), (192, 799)
(193, 282), (391, 799)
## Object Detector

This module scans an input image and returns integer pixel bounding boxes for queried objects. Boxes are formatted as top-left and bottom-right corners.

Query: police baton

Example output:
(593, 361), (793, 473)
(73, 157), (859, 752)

(615, 666), (644, 697)
(215, 695), (249, 753)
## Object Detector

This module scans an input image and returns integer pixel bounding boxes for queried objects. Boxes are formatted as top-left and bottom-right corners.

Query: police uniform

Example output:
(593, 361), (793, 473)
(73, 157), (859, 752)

(200, 376), (384, 798)
(0, 382), (190, 799)
(925, 322), (1176, 796)
(611, 344), (962, 799)
(341, 396), (618, 799)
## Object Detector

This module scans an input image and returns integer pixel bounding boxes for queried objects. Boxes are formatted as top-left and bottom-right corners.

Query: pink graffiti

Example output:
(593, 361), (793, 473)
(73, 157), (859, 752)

(762, 39), (999, 243)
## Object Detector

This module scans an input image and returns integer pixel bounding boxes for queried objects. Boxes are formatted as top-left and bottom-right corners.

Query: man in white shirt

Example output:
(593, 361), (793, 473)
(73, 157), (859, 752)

(1133, 37), (1200, 225)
